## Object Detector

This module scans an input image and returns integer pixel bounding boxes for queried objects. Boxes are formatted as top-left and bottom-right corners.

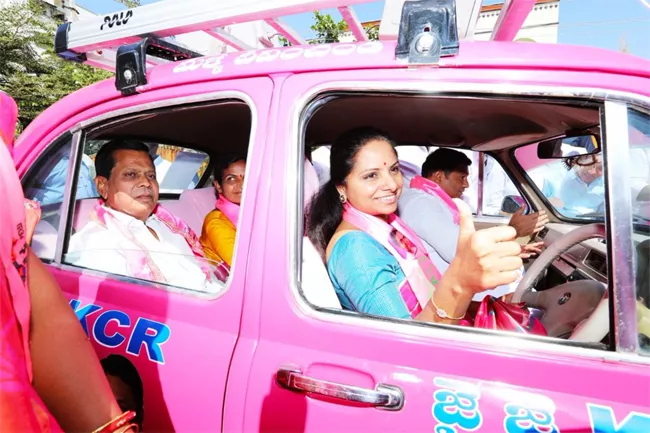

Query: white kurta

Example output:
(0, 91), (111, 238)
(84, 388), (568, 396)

(67, 206), (222, 294)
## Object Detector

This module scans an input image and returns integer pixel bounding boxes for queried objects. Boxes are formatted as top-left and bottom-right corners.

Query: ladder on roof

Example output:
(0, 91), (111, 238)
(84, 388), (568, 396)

(55, 0), (536, 73)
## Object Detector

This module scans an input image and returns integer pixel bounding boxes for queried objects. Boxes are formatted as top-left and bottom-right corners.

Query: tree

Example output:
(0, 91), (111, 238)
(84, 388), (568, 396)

(0, 0), (112, 133)
(116, 0), (141, 8)
(366, 25), (379, 41)
(309, 11), (379, 44)
(310, 11), (347, 44)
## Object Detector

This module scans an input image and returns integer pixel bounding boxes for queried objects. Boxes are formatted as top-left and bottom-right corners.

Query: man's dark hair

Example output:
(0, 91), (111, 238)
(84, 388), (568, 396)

(95, 139), (154, 179)
(101, 354), (144, 430)
(212, 153), (247, 185)
(421, 148), (472, 178)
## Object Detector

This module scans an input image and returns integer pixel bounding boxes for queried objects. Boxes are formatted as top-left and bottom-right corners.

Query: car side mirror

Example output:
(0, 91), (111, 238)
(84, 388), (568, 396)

(501, 195), (527, 214)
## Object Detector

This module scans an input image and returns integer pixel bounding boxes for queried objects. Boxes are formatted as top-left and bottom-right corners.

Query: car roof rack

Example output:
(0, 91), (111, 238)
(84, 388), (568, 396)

(55, 0), (536, 73)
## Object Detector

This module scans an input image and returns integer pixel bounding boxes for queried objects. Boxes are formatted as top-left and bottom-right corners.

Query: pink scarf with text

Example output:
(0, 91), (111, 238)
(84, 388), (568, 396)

(91, 201), (230, 283)
(410, 176), (460, 225)
(215, 196), (240, 228)
(343, 204), (442, 317)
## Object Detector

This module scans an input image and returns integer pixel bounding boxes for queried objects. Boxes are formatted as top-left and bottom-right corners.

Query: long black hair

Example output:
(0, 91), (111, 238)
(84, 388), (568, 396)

(307, 127), (396, 255)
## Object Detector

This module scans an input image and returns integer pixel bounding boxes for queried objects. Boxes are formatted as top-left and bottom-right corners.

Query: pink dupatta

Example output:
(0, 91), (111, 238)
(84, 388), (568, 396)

(215, 196), (240, 228)
(91, 201), (230, 283)
(343, 204), (442, 317)
(410, 176), (460, 225)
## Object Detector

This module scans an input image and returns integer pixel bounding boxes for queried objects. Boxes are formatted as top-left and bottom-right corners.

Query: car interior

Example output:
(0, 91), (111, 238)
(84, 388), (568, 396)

(25, 94), (649, 352)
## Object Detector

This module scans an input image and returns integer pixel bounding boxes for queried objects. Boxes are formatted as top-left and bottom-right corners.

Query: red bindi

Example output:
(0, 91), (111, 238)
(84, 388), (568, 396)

(383, 162), (387, 166)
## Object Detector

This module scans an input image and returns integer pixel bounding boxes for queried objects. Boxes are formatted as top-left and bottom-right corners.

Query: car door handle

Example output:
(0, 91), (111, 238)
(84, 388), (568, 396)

(276, 367), (404, 411)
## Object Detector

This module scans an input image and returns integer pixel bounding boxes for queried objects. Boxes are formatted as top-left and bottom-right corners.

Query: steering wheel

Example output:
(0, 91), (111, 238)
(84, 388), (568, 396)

(512, 223), (609, 342)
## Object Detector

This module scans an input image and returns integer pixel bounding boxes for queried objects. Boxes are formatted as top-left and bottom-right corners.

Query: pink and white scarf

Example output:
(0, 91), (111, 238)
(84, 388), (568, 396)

(215, 196), (240, 227)
(90, 201), (230, 283)
(410, 175), (460, 225)
(343, 204), (442, 317)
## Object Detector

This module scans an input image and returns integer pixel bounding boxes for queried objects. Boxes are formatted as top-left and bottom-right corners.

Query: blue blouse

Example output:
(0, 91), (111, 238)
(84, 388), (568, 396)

(327, 231), (411, 319)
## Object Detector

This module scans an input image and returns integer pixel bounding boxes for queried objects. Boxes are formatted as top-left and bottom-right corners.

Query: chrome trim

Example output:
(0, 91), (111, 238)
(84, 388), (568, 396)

(54, 130), (83, 263)
(276, 366), (404, 411)
(477, 152), (484, 216)
(603, 101), (638, 353)
(287, 79), (650, 364)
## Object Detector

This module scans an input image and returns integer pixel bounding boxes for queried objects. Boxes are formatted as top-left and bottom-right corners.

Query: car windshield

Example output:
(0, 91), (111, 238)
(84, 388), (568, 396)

(515, 110), (650, 228)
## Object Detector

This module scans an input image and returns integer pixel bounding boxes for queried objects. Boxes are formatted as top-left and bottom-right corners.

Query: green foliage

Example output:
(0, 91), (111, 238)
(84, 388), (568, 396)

(115, 0), (141, 8)
(0, 0), (112, 133)
(366, 25), (379, 41)
(309, 11), (380, 44)
(309, 11), (347, 44)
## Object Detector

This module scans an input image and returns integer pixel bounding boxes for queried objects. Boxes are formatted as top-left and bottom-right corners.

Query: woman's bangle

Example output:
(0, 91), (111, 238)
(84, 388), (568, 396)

(92, 411), (138, 433)
(431, 294), (467, 321)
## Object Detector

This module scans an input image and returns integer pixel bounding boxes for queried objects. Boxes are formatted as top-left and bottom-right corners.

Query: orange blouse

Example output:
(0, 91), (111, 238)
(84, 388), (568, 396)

(200, 209), (237, 267)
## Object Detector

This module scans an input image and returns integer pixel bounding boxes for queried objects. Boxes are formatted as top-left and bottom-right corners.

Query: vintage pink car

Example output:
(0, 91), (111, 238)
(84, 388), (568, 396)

(12, 0), (650, 431)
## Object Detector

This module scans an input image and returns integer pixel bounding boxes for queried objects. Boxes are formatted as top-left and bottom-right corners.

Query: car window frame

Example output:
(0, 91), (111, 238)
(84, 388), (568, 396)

(289, 79), (650, 365)
(42, 91), (258, 300)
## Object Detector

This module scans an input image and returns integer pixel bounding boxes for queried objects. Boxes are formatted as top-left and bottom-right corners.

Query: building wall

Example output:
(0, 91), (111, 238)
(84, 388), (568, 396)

(474, 0), (560, 43)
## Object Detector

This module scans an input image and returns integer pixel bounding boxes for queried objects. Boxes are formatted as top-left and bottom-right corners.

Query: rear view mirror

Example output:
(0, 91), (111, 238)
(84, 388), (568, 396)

(538, 133), (600, 159)
(501, 195), (527, 214)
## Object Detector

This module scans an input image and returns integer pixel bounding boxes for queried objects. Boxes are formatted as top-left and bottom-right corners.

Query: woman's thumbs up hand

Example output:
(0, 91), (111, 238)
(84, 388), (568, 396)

(448, 198), (523, 294)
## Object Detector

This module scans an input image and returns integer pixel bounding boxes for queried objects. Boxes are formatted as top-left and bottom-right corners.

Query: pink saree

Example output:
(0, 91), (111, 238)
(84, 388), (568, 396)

(0, 91), (62, 431)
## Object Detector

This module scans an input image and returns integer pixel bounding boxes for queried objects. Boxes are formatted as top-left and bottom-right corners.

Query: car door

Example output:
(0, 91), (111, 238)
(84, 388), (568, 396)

(20, 77), (274, 432)
(224, 69), (650, 433)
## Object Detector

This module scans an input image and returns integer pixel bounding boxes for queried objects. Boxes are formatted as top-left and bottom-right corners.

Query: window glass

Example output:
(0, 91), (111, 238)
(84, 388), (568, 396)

(515, 143), (605, 219)
(22, 134), (96, 261)
(627, 108), (650, 355)
(60, 101), (251, 296)
(481, 155), (520, 216)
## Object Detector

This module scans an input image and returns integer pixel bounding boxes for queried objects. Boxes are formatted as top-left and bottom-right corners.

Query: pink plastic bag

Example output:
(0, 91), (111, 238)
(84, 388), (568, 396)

(462, 296), (547, 336)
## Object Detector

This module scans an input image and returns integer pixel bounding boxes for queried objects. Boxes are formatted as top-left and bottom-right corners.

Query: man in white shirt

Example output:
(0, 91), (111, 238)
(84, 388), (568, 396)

(398, 148), (548, 300)
(67, 139), (225, 294)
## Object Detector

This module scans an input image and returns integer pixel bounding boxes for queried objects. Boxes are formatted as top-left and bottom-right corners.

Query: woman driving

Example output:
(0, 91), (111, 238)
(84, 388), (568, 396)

(307, 127), (524, 323)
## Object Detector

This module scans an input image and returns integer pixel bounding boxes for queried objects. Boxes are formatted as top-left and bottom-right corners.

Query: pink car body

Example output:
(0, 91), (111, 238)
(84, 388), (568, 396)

(12, 3), (650, 432)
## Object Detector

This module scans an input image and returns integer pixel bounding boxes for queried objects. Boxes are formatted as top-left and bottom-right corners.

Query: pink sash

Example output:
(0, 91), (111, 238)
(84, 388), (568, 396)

(342, 204), (442, 317)
(410, 176), (460, 225)
(215, 196), (240, 227)
(91, 201), (230, 283)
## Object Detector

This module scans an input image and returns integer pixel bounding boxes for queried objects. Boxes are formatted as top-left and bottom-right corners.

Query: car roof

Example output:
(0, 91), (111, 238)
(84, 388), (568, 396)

(14, 39), (650, 166)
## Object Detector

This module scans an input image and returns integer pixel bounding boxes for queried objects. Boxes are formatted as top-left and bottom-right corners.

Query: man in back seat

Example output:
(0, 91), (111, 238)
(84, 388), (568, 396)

(67, 139), (228, 292)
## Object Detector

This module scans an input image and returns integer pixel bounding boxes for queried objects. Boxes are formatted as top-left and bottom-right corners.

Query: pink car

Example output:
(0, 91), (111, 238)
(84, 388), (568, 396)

(12, 0), (650, 431)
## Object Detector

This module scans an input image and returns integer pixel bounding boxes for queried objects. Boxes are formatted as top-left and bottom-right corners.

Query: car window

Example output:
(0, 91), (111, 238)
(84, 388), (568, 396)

(56, 100), (252, 297)
(627, 108), (650, 355)
(515, 144), (605, 220)
(480, 155), (520, 216)
(22, 134), (97, 261)
(300, 94), (612, 352)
